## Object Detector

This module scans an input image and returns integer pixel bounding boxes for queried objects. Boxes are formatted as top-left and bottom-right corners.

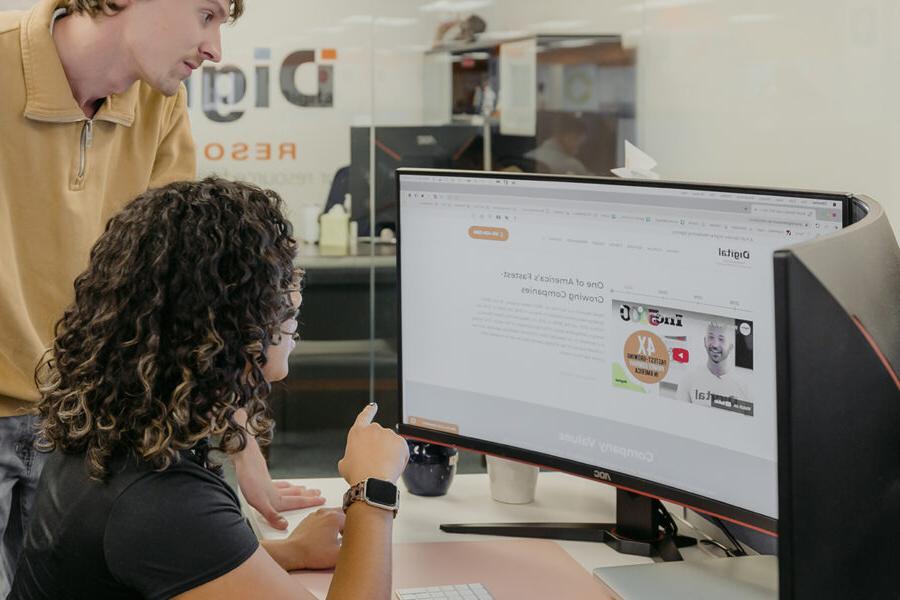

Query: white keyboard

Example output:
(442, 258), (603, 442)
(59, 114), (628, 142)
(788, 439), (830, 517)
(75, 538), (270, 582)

(395, 583), (495, 600)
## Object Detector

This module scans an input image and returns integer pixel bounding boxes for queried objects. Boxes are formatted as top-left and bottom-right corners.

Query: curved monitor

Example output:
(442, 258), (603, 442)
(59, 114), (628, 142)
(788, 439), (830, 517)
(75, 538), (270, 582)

(774, 194), (900, 598)
(396, 168), (852, 535)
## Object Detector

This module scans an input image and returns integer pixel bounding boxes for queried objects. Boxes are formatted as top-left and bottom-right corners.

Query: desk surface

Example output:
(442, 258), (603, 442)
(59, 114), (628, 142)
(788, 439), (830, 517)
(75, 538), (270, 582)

(241, 472), (720, 573)
(238, 473), (767, 599)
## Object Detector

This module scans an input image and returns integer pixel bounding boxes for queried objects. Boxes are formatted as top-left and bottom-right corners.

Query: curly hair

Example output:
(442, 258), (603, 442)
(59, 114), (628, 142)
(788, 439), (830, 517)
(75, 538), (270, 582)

(35, 178), (298, 479)
(66, 0), (245, 21)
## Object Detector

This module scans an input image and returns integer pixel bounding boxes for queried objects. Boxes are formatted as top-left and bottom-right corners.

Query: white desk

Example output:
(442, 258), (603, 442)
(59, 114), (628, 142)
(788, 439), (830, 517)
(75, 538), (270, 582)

(240, 472), (722, 573)
(239, 472), (781, 598)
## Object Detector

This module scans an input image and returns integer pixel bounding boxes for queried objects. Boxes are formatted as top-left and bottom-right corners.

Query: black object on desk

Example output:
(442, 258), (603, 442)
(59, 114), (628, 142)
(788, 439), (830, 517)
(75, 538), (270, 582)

(440, 489), (697, 562)
(402, 441), (458, 497)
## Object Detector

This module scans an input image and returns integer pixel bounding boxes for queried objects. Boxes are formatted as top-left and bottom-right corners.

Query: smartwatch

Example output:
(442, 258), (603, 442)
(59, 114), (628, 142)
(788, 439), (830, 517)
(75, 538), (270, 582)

(342, 478), (400, 517)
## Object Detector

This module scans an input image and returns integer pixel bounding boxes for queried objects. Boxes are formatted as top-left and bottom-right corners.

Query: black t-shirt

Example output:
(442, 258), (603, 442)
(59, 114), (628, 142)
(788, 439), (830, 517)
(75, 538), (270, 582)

(9, 448), (259, 600)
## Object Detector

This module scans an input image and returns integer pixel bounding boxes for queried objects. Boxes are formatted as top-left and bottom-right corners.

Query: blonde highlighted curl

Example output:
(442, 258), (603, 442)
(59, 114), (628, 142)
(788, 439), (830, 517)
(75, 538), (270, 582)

(66, 0), (245, 21)
(35, 178), (298, 479)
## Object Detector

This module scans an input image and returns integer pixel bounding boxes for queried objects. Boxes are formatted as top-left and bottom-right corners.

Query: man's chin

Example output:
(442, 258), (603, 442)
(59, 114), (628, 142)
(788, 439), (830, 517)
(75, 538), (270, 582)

(150, 77), (183, 97)
(162, 83), (182, 97)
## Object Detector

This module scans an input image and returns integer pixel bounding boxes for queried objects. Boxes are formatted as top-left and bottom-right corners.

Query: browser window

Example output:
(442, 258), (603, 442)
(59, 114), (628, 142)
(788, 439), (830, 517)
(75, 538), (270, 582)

(399, 173), (842, 519)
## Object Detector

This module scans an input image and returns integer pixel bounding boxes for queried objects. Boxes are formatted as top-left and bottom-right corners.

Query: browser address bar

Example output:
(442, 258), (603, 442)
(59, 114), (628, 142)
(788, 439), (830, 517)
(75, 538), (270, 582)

(750, 205), (815, 219)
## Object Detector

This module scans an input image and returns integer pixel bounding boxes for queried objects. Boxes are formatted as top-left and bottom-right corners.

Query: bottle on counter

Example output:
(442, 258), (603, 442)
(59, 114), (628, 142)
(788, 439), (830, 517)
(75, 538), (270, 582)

(319, 203), (349, 255)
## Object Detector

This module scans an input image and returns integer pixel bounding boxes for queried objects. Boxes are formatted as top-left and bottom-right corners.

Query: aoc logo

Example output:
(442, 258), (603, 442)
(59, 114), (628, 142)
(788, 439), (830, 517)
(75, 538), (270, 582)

(185, 47), (336, 123)
(593, 470), (612, 482)
(718, 248), (751, 262)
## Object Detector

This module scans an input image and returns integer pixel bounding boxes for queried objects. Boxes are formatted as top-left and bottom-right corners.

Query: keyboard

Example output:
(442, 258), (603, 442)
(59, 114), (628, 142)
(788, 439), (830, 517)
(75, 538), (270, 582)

(395, 583), (495, 600)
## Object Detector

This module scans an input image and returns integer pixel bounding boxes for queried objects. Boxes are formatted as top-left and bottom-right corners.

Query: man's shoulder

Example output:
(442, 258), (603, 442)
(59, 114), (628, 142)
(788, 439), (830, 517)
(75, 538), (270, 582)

(0, 10), (24, 36)
(0, 12), (24, 81)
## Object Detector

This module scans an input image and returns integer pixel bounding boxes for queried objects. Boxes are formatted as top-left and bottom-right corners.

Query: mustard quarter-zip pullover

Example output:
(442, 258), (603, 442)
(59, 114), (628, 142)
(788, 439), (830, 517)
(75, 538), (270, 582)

(0, 0), (197, 416)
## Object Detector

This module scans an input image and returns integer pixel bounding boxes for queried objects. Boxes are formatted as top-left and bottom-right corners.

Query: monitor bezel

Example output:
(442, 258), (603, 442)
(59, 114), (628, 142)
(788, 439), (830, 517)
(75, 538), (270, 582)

(394, 167), (855, 536)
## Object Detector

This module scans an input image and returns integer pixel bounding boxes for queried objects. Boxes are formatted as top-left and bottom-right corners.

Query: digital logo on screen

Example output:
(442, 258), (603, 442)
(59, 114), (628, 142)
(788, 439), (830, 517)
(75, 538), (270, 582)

(718, 248), (751, 262)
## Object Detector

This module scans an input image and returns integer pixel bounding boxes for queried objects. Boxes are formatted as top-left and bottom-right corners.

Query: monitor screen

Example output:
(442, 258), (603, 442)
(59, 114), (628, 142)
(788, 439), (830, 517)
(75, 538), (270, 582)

(397, 170), (848, 531)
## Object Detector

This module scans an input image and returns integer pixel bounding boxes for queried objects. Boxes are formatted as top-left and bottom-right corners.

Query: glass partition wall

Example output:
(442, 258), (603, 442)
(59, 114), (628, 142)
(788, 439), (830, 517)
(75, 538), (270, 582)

(203, 1), (384, 476)
(3, 0), (898, 478)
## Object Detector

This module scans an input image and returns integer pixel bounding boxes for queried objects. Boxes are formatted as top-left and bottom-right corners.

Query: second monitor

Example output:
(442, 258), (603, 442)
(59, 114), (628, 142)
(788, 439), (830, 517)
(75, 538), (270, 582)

(349, 125), (482, 236)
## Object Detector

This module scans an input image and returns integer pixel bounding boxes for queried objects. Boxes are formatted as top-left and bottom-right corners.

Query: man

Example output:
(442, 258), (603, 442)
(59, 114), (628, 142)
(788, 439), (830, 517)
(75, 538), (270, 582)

(677, 321), (753, 416)
(0, 1), (320, 592)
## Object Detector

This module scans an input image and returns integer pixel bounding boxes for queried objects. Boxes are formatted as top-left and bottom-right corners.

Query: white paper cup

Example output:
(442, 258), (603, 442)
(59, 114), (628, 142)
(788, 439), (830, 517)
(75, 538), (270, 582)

(299, 205), (320, 243)
(486, 455), (539, 504)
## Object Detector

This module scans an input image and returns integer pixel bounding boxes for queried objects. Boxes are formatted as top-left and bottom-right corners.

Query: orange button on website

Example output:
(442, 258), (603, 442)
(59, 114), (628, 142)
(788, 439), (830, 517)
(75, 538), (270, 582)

(468, 226), (509, 241)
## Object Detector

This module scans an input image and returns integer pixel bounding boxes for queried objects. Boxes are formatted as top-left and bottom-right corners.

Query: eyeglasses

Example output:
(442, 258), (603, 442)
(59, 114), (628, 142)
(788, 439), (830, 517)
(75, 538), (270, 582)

(278, 287), (301, 342)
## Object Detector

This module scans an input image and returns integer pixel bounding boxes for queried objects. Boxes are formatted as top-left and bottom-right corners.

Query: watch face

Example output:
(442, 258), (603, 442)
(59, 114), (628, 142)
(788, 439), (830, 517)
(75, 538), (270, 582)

(365, 478), (398, 506)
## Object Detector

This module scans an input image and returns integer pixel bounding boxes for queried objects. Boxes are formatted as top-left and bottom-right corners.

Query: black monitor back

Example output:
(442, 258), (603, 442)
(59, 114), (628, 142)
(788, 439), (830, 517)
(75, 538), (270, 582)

(774, 195), (900, 598)
(349, 125), (482, 235)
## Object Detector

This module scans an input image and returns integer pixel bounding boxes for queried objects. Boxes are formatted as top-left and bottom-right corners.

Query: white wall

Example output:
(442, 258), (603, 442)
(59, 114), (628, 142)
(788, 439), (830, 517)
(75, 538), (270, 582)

(636, 0), (900, 233)
(4, 0), (899, 234)
(480, 0), (900, 233)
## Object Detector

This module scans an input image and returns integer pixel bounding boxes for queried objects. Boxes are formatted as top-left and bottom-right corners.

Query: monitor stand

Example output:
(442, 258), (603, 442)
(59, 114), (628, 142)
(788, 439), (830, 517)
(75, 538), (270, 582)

(440, 489), (697, 562)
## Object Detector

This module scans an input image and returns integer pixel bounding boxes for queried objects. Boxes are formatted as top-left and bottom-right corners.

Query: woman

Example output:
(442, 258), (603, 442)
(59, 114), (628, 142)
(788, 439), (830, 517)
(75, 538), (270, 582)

(10, 178), (408, 600)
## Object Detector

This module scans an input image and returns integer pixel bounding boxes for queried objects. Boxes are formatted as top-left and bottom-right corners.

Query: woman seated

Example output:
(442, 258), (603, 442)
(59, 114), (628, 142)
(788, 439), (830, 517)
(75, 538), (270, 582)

(10, 178), (409, 600)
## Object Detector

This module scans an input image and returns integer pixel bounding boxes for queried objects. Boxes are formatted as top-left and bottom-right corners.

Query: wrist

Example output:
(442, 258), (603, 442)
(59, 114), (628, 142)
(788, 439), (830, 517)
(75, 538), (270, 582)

(345, 500), (395, 520)
(343, 478), (400, 517)
(261, 538), (305, 572)
(346, 473), (395, 485)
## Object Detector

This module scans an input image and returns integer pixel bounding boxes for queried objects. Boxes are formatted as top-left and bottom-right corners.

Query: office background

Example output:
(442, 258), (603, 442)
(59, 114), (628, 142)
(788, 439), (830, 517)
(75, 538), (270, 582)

(4, 0), (898, 477)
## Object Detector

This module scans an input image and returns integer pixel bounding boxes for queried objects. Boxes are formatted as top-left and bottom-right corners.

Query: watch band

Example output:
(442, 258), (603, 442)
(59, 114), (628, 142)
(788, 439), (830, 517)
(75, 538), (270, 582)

(342, 479), (399, 517)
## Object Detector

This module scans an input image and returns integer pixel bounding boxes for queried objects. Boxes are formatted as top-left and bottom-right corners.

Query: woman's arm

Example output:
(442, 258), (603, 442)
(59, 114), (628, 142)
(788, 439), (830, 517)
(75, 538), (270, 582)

(172, 547), (318, 600)
(174, 404), (408, 600)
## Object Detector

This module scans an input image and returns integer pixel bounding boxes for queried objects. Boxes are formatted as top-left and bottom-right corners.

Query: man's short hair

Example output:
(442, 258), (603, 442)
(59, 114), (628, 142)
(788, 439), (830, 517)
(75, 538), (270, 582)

(706, 320), (730, 334)
(66, 0), (245, 21)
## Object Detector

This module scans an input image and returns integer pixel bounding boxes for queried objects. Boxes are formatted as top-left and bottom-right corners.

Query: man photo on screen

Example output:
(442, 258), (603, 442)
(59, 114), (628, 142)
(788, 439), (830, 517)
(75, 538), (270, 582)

(677, 321), (753, 416)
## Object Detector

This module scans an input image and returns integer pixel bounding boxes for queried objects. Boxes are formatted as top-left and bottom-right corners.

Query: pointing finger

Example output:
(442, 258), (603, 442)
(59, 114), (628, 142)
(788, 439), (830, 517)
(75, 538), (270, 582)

(353, 402), (378, 428)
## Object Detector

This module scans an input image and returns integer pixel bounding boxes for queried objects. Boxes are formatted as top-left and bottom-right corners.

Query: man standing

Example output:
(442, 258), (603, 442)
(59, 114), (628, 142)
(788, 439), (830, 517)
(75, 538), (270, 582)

(0, 1), (321, 592)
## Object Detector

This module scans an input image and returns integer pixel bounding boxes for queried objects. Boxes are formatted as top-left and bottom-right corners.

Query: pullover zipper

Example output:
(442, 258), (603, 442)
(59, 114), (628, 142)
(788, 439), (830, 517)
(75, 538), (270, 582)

(78, 119), (93, 179)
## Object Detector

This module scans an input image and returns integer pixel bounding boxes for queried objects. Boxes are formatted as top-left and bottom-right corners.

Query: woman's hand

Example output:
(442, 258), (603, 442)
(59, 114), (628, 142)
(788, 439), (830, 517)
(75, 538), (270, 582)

(286, 508), (346, 570)
(338, 403), (409, 485)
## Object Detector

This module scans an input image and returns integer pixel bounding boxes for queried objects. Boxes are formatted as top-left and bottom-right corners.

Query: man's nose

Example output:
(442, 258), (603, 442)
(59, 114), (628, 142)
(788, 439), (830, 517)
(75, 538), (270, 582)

(200, 29), (222, 63)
